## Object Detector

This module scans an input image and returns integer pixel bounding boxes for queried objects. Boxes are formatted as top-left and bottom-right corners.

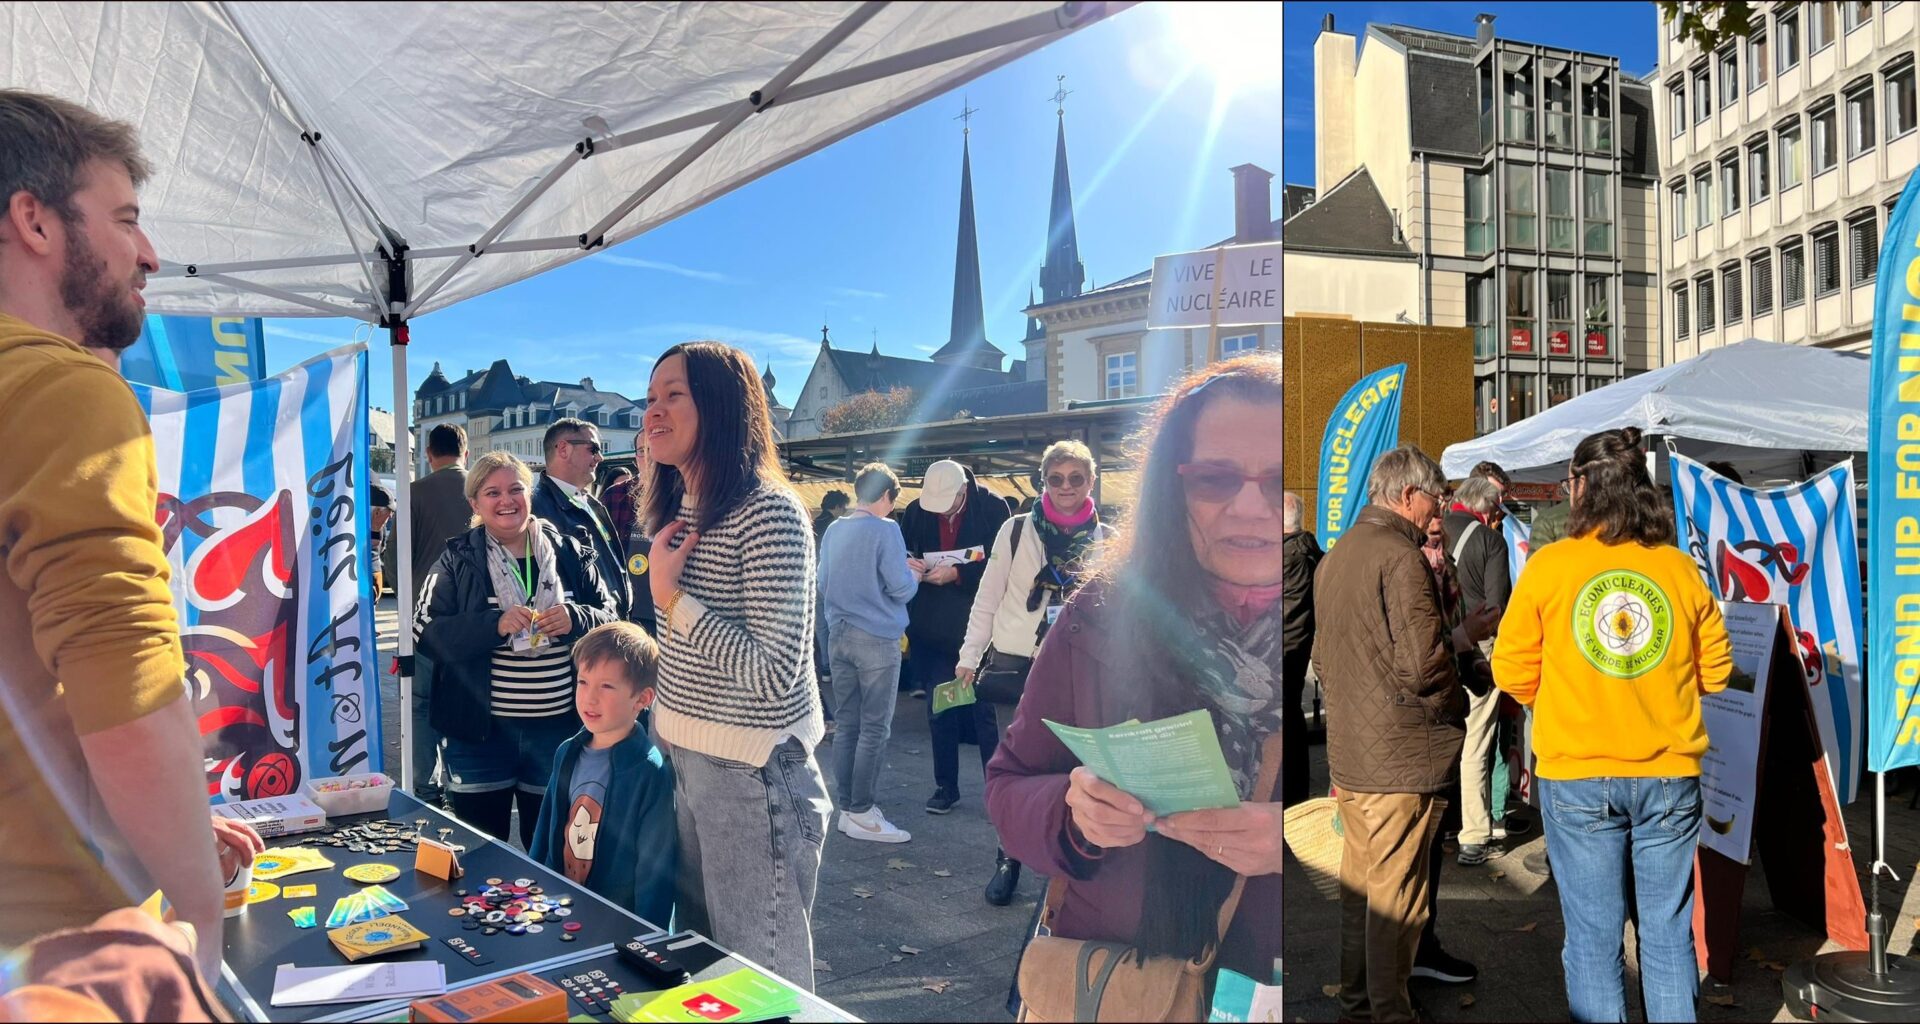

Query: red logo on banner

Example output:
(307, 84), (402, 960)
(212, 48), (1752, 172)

(1549, 330), (1572, 355)
(1509, 328), (1533, 354)
(1586, 331), (1609, 357)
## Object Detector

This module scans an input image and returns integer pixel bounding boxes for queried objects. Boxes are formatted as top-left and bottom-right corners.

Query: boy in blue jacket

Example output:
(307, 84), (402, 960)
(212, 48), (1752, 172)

(530, 621), (677, 928)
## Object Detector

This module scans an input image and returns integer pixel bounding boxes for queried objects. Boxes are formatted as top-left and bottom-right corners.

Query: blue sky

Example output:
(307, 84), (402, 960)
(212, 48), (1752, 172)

(264, 3), (1281, 420)
(1282, 1), (1662, 187)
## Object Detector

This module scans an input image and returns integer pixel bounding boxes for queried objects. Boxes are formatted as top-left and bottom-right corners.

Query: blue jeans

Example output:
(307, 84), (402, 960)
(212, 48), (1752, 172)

(1539, 776), (1702, 1023)
(828, 626), (903, 814)
(673, 737), (831, 993)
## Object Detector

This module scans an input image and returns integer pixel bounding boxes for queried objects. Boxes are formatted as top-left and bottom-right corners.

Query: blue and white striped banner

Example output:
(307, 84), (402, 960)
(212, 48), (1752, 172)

(131, 345), (381, 803)
(1671, 452), (1865, 804)
(1501, 508), (1531, 583)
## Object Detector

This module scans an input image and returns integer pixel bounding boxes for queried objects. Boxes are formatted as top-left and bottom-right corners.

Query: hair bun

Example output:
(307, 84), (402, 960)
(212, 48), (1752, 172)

(1618, 426), (1643, 449)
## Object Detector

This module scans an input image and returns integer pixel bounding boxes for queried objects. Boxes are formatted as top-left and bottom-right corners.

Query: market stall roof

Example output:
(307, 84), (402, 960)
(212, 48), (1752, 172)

(2, 1), (1122, 320)
(1441, 340), (1870, 480)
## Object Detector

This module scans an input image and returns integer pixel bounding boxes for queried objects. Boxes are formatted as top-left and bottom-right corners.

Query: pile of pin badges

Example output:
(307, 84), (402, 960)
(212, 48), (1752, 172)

(450, 878), (585, 941)
(292, 818), (465, 856)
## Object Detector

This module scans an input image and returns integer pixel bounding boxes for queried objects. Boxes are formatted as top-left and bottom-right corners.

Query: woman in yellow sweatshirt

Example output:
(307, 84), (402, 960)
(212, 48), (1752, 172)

(1491, 427), (1731, 1024)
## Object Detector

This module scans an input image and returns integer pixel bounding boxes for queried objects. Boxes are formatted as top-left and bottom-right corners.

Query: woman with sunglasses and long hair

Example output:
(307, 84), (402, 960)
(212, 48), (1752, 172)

(642, 342), (831, 993)
(985, 355), (1284, 1019)
(954, 439), (1116, 908)
(1491, 427), (1731, 1022)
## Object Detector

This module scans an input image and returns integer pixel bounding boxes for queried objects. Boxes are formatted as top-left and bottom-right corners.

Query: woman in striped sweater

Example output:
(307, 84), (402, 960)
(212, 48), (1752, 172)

(642, 342), (830, 992)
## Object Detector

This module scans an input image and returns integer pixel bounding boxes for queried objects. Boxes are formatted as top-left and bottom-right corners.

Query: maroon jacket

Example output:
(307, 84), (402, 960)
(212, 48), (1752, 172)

(984, 580), (1280, 977)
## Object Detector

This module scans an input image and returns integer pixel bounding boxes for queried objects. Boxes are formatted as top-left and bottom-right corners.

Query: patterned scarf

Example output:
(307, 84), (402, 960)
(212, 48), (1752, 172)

(1182, 600), (1285, 800)
(1026, 500), (1102, 613)
(483, 524), (562, 650)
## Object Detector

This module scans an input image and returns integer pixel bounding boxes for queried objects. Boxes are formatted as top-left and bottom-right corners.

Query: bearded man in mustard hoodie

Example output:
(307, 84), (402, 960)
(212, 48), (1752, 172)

(0, 90), (226, 982)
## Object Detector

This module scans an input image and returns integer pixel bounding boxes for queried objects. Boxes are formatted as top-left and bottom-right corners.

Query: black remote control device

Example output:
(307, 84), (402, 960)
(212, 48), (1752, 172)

(618, 937), (692, 986)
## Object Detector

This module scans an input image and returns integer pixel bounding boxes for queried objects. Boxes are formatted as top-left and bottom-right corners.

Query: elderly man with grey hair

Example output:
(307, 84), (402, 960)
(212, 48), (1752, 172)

(1312, 445), (1497, 1023)
(1280, 491), (1321, 806)
(1443, 472), (1516, 869)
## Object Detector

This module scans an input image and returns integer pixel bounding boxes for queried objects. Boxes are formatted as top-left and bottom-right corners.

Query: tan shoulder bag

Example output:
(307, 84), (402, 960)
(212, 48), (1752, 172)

(1016, 732), (1281, 1023)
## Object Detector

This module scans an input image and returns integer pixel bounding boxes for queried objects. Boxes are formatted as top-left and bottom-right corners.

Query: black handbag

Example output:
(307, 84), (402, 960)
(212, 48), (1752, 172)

(975, 647), (1033, 706)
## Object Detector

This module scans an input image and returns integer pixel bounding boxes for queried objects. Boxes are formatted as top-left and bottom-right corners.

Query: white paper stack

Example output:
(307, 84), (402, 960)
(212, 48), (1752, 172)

(269, 962), (446, 1007)
(213, 793), (329, 837)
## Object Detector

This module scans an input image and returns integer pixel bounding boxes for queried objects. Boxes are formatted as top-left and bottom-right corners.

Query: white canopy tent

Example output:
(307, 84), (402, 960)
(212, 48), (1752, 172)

(1441, 340), (1870, 485)
(3, 0), (1128, 787)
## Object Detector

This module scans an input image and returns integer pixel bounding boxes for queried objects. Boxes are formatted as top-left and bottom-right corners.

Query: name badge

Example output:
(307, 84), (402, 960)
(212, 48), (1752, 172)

(1045, 605), (1064, 627)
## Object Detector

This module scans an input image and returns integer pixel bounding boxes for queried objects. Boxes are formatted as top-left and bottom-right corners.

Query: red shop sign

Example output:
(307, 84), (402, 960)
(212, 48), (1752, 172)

(1509, 328), (1533, 354)
(1549, 330), (1572, 355)
(1586, 331), (1609, 357)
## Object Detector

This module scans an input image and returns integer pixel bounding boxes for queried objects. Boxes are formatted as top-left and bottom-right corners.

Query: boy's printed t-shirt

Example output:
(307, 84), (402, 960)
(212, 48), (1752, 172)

(564, 744), (614, 883)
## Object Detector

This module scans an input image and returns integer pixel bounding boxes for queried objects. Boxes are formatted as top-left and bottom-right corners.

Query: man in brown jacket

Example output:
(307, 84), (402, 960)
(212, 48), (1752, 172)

(1312, 445), (1494, 1022)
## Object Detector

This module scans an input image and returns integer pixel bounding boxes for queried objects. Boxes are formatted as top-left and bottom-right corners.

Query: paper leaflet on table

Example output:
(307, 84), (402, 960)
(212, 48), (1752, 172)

(270, 962), (445, 1007)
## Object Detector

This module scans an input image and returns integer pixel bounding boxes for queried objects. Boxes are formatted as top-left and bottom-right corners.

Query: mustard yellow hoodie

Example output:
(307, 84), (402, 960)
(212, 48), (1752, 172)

(0, 313), (187, 941)
(1491, 532), (1731, 780)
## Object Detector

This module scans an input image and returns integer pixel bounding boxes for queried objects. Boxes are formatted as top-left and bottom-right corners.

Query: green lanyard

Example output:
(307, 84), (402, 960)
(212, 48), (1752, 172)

(512, 553), (536, 601)
(572, 491), (614, 548)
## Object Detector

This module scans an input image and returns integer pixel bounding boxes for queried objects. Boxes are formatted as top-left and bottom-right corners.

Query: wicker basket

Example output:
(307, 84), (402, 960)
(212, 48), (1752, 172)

(1283, 797), (1343, 900)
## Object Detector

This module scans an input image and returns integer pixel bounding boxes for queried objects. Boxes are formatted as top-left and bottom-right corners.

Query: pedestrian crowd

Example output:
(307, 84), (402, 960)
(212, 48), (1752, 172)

(0, 88), (1285, 1022)
(1290, 433), (1730, 1022)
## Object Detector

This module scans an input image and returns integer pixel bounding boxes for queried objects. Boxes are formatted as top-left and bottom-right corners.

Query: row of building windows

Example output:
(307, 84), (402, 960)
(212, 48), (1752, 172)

(1670, 3), (1895, 134)
(1479, 54), (1616, 154)
(1468, 269), (1616, 361)
(1668, 62), (1917, 238)
(1475, 372), (1618, 434)
(1668, 202), (1890, 341)
(1467, 167), (1614, 257)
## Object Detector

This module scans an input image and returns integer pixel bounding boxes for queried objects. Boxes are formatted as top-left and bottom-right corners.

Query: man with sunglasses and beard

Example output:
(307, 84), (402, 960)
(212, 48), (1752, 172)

(0, 90), (227, 982)
(534, 418), (632, 622)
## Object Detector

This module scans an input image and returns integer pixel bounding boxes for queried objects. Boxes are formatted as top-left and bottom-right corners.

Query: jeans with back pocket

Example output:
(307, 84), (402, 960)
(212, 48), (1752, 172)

(1538, 775), (1702, 1023)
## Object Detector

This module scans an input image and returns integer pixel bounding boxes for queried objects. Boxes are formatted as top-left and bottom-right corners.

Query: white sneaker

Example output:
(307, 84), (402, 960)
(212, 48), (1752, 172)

(838, 807), (911, 844)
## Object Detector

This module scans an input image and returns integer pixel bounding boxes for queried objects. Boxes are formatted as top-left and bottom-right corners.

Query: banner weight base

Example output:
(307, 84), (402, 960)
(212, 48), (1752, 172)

(1783, 952), (1920, 1022)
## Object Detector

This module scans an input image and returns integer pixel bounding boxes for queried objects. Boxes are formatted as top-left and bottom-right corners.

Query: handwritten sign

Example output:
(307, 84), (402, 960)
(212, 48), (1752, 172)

(1148, 241), (1282, 329)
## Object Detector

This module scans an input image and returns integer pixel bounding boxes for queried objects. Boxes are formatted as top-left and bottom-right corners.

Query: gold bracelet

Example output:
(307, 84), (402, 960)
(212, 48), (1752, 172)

(660, 588), (685, 633)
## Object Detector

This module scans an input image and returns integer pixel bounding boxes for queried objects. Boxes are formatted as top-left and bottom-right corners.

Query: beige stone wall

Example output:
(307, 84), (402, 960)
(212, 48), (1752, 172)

(1353, 37), (1413, 218)
(1407, 162), (1466, 260)
(1283, 251), (1421, 323)
(1316, 29), (1359, 192)
(1430, 269), (1468, 328)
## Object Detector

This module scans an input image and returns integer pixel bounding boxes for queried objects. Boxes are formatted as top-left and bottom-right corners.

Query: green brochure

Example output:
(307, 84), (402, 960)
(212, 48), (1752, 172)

(1044, 709), (1241, 817)
(930, 677), (977, 714)
(612, 967), (801, 1022)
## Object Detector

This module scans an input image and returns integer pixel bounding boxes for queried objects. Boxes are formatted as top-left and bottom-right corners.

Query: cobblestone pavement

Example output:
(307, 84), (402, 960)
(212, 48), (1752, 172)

(1283, 738), (1920, 1022)
(375, 598), (1034, 1021)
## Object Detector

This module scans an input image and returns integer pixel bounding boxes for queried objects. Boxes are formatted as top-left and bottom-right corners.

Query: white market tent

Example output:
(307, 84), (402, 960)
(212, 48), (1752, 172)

(3, 0), (1129, 786)
(1441, 340), (1870, 485)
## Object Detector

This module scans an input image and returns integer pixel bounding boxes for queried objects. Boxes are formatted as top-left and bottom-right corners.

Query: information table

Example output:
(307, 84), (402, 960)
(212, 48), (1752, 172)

(216, 793), (853, 1022)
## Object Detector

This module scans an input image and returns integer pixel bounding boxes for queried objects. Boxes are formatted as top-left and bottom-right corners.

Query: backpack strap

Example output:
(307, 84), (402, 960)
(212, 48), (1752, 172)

(1008, 517), (1025, 560)
(1450, 518), (1484, 564)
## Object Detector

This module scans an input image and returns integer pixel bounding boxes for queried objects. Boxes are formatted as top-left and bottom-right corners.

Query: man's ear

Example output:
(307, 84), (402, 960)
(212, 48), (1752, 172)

(3, 190), (59, 257)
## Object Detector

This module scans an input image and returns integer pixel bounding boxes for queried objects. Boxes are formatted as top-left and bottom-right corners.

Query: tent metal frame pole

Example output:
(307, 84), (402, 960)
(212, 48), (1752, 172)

(403, 145), (589, 317)
(384, 250), (418, 795)
(191, 272), (379, 320)
(150, 251), (389, 279)
(303, 133), (389, 314)
(578, 0), (889, 248)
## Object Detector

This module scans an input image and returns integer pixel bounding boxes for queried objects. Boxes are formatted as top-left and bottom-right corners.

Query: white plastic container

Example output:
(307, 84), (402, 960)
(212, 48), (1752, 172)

(303, 772), (394, 818)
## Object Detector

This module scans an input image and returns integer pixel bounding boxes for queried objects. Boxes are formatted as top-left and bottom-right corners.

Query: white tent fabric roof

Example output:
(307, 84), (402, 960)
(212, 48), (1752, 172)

(1441, 340), (1870, 478)
(3, 1), (1114, 320)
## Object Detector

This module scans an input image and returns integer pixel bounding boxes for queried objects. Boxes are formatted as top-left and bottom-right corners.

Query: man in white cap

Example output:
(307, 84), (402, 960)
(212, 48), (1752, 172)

(897, 459), (1010, 814)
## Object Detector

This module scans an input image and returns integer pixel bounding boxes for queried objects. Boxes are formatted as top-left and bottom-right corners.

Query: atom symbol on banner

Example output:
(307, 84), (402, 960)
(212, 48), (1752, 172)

(1600, 594), (1653, 652)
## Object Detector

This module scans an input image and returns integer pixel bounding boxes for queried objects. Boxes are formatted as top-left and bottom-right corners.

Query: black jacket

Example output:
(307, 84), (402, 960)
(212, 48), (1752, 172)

(532, 473), (630, 620)
(898, 470), (1010, 656)
(1281, 530), (1323, 655)
(414, 522), (617, 743)
(1441, 508), (1512, 615)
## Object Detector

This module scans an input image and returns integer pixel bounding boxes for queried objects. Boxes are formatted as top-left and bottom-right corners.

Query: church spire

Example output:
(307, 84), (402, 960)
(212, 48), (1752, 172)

(1039, 76), (1084, 310)
(931, 98), (1003, 373)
